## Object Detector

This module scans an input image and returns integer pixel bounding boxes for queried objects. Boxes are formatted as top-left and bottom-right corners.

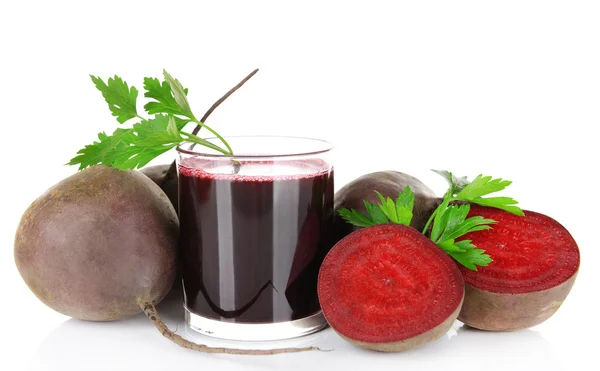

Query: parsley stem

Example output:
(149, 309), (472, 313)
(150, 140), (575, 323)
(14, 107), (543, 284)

(191, 119), (234, 154)
(422, 209), (438, 235)
(180, 131), (230, 155)
(422, 195), (453, 236)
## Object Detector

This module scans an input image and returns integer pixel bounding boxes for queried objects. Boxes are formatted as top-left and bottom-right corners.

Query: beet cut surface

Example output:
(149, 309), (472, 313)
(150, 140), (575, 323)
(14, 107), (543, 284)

(459, 206), (580, 294)
(318, 224), (464, 349)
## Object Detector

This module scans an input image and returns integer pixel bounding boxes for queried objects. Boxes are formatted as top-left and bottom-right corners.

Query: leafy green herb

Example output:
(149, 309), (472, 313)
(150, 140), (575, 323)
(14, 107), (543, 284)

(68, 114), (227, 170)
(90, 75), (140, 124)
(440, 239), (495, 271)
(337, 171), (523, 271)
(422, 170), (523, 269)
(431, 171), (522, 216)
(337, 207), (376, 228)
(455, 175), (523, 215)
(428, 201), (495, 270)
(143, 77), (190, 117)
(431, 170), (469, 195)
(338, 187), (415, 227)
(430, 204), (495, 243)
(375, 188), (414, 225)
(70, 70), (234, 170)
(423, 170), (524, 234)
(162, 70), (194, 118)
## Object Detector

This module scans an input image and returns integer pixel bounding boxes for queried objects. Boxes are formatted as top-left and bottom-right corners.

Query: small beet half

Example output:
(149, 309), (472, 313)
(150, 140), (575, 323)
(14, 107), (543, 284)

(458, 206), (580, 331)
(318, 224), (464, 352)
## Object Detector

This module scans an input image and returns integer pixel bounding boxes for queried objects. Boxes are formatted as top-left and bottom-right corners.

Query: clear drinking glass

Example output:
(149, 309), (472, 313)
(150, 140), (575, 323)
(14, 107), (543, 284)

(176, 136), (334, 341)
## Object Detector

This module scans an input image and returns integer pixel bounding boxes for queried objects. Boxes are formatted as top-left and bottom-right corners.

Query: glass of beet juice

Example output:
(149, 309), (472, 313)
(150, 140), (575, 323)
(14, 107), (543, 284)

(176, 136), (334, 341)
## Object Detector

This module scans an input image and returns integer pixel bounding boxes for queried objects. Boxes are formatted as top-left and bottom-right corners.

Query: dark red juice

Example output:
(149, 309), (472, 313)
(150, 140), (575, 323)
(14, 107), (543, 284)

(178, 159), (334, 323)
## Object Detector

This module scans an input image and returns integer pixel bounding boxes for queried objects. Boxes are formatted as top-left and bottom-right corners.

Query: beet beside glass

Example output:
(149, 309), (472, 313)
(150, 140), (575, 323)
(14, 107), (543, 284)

(176, 136), (334, 341)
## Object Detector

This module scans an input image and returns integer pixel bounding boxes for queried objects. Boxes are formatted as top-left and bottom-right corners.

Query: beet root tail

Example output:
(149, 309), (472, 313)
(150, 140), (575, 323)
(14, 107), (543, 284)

(139, 301), (325, 355)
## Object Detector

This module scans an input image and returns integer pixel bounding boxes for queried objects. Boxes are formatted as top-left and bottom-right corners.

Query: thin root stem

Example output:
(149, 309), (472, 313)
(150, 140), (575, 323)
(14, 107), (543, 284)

(139, 301), (325, 355)
(191, 68), (259, 137)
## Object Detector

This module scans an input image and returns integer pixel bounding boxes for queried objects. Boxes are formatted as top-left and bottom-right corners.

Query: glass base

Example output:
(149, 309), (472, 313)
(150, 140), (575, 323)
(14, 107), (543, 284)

(184, 307), (328, 341)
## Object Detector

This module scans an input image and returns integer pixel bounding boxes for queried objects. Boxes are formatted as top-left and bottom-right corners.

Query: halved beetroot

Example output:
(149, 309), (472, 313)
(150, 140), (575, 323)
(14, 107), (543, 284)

(318, 224), (464, 352)
(458, 206), (580, 331)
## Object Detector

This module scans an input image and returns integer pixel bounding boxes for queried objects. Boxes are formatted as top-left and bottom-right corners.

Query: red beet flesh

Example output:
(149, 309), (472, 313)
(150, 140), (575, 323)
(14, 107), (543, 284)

(459, 206), (580, 294)
(457, 206), (580, 331)
(318, 224), (464, 350)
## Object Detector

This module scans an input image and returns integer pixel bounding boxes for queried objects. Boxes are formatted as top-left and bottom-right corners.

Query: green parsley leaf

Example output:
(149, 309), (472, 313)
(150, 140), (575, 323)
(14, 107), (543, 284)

(72, 70), (242, 171)
(433, 171), (524, 216)
(422, 170), (525, 270)
(166, 116), (179, 138)
(394, 186), (415, 225)
(145, 72), (233, 153)
(163, 69), (194, 119)
(469, 196), (523, 215)
(432, 169), (469, 196)
(429, 199), (452, 242)
(375, 191), (400, 223)
(364, 200), (389, 224)
(128, 115), (182, 145)
(69, 114), (180, 170)
(431, 204), (496, 243)
(69, 111), (232, 171)
(443, 240), (493, 271)
(457, 174), (512, 199)
(172, 115), (191, 131)
(373, 188), (414, 225)
(68, 129), (130, 170)
(337, 208), (375, 227)
(143, 77), (191, 118)
(428, 203), (495, 270)
(336, 186), (415, 227)
(456, 174), (524, 215)
(90, 75), (139, 124)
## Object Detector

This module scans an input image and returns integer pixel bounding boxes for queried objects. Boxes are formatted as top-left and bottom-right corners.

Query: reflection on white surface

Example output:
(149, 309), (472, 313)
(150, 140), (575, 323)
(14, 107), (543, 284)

(31, 290), (564, 371)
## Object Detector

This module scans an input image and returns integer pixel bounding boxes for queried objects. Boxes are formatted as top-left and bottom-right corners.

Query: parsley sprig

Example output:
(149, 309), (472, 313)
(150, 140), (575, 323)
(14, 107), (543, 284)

(338, 187), (415, 227)
(69, 70), (234, 170)
(422, 170), (524, 234)
(337, 170), (524, 270)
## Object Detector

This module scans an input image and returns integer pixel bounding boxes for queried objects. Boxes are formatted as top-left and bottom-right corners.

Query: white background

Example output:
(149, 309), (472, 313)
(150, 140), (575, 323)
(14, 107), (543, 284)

(1, 1), (598, 370)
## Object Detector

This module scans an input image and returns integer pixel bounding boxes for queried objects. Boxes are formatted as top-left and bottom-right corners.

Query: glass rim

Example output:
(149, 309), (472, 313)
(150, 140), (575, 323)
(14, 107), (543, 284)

(176, 135), (334, 159)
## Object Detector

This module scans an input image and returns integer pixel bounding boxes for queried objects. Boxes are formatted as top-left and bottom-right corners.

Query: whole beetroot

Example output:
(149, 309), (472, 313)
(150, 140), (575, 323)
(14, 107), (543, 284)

(14, 165), (179, 321)
(334, 171), (441, 242)
(141, 163), (178, 213)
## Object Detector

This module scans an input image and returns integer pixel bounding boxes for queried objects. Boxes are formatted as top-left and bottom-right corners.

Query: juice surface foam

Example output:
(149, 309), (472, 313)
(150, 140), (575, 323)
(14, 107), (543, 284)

(178, 158), (331, 182)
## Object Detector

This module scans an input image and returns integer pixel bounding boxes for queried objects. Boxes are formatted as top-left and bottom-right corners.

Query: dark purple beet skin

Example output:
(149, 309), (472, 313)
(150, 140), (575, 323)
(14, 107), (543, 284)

(333, 171), (441, 243)
(178, 159), (334, 323)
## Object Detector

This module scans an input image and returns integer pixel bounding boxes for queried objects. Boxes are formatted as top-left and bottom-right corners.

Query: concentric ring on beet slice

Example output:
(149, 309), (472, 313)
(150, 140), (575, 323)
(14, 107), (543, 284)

(457, 206), (580, 331)
(317, 224), (464, 352)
